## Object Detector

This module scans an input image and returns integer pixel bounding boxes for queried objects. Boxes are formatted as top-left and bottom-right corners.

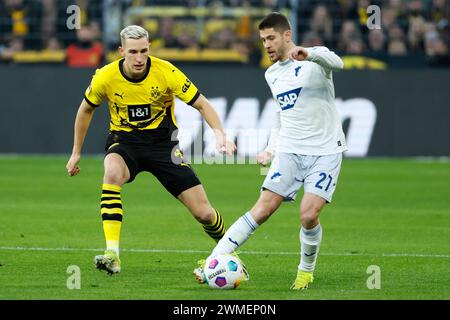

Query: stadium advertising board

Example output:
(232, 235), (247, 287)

(1, 66), (449, 157)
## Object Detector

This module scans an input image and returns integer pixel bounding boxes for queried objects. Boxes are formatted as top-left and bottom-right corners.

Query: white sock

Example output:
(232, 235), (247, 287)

(106, 240), (120, 257)
(299, 224), (322, 272)
(211, 212), (259, 257)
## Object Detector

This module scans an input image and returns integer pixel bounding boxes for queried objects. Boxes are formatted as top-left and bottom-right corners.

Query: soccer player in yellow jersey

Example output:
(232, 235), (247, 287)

(66, 25), (236, 275)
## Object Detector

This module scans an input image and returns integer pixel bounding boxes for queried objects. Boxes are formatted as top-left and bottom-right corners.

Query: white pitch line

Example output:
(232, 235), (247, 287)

(0, 246), (449, 259)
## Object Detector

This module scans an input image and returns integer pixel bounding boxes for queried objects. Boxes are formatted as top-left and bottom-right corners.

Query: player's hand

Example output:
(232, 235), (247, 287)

(66, 153), (81, 176)
(215, 131), (236, 155)
(256, 151), (273, 166)
(217, 139), (236, 156)
(287, 46), (308, 61)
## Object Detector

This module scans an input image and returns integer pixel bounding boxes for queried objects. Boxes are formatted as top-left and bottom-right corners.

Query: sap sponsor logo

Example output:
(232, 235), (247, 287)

(276, 87), (302, 110)
(174, 97), (377, 158)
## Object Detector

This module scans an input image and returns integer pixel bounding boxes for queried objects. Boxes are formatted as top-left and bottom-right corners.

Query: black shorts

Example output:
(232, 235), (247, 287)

(104, 131), (201, 198)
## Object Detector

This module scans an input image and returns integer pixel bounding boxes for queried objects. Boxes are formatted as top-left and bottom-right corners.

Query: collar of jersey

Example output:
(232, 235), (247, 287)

(119, 56), (151, 83)
(278, 58), (292, 66)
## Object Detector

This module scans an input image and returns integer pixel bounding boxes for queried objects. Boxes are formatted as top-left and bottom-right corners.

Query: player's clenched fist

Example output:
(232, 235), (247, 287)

(287, 46), (309, 61)
(256, 151), (273, 166)
(66, 154), (81, 176)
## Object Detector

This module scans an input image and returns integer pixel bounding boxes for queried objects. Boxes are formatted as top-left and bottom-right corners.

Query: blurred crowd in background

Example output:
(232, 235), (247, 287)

(0, 0), (449, 68)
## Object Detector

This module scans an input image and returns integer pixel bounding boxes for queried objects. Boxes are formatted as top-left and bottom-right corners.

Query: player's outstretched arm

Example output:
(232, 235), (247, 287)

(66, 99), (96, 176)
(287, 46), (344, 72)
(192, 94), (236, 155)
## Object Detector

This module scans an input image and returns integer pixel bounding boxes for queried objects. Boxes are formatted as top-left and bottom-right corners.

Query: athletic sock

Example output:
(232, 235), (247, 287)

(202, 208), (225, 242)
(211, 212), (259, 256)
(100, 184), (123, 257)
(299, 224), (322, 272)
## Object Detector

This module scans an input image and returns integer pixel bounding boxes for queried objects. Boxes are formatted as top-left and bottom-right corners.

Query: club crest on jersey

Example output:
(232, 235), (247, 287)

(276, 87), (302, 110)
(151, 86), (160, 99)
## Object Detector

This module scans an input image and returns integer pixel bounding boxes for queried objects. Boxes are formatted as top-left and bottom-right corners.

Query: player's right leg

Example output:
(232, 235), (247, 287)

(94, 152), (131, 275)
(291, 153), (343, 290)
(211, 190), (283, 256)
(193, 190), (283, 284)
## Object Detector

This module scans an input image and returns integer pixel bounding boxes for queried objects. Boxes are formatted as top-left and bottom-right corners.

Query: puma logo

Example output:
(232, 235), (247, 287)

(114, 92), (124, 99)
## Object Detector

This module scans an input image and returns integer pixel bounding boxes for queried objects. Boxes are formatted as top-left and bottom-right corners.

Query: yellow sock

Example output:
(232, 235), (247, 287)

(202, 208), (225, 242)
(101, 184), (123, 255)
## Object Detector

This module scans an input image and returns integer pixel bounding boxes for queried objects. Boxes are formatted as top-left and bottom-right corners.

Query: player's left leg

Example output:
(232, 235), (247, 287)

(148, 144), (226, 243)
(177, 185), (226, 242)
(291, 193), (325, 290)
(177, 185), (229, 284)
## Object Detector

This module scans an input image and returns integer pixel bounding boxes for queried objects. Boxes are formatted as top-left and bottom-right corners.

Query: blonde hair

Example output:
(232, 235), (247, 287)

(120, 25), (149, 46)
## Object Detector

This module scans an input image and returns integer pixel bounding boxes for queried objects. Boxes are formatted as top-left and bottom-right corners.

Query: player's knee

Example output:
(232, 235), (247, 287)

(192, 203), (213, 224)
(300, 206), (321, 228)
(251, 202), (276, 224)
(103, 167), (128, 185)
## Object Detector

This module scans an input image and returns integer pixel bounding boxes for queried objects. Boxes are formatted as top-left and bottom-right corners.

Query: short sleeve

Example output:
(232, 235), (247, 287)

(84, 69), (106, 107)
(166, 64), (200, 105)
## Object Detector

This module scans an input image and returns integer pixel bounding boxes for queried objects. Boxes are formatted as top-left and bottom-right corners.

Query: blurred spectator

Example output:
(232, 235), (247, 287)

(388, 39), (408, 56)
(388, 0), (405, 15)
(381, 6), (398, 30)
(157, 17), (181, 48)
(41, 0), (57, 45)
(155, 17), (199, 49)
(232, 38), (261, 65)
(367, 29), (386, 55)
(207, 26), (236, 49)
(356, 0), (370, 33)
(57, 0), (102, 47)
(407, 0), (425, 19)
(437, 18), (450, 48)
(424, 21), (450, 66)
(309, 5), (334, 46)
(301, 31), (325, 47)
(388, 24), (406, 42)
(334, 0), (358, 21)
(236, 14), (253, 40)
(103, 0), (132, 50)
(43, 37), (62, 52)
(262, 0), (278, 10)
(66, 26), (103, 67)
(345, 36), (365, 54)
(0, 0), (42, 49)
(428, 0), (450, 24)
(0, 37), (24, 61)
(337, 20), (361, 51)
(408, 15), (427, 52)
(177, 32), (200, 50)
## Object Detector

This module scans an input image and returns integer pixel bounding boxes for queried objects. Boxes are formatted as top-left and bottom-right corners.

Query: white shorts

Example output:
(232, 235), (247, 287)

(261, 152), (343, 203)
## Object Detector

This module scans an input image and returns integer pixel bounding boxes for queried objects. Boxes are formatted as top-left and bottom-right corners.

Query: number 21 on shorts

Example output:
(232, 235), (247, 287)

(315, 172), (333, 192)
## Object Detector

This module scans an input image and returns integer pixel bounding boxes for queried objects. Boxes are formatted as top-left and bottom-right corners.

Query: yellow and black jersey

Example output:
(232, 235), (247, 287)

(84, 55), (200, 135)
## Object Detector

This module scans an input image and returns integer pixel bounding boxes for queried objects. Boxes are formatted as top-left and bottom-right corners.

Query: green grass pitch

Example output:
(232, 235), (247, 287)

(0, 156), (449, 300)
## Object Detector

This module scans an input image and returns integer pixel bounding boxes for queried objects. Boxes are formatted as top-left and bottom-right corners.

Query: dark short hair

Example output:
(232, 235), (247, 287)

(258, 12), (291, 32)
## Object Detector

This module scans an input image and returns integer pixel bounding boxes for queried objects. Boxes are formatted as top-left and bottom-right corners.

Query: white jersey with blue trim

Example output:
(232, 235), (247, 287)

(264, 46), (347, 156)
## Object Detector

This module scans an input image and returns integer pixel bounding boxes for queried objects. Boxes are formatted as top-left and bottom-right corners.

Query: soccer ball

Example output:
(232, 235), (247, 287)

(204, 254), (246, 289)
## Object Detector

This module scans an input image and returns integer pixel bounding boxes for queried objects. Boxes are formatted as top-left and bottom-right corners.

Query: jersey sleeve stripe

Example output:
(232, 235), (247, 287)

(84, 95), (100, 108)
(187, 90), (201, 106)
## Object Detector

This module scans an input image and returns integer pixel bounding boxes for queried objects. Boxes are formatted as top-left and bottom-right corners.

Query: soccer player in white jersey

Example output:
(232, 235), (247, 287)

(194, 12), (347, 290)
